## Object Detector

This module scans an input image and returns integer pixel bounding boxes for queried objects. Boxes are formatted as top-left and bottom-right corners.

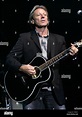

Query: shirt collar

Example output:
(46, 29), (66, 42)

(35, 30), (49, 38)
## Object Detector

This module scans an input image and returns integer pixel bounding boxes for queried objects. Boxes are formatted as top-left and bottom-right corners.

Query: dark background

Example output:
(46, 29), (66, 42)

(0, 0), (82, 111)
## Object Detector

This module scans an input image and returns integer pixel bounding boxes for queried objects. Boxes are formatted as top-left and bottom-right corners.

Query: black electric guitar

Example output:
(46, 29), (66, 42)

(4, 40), (82, 104)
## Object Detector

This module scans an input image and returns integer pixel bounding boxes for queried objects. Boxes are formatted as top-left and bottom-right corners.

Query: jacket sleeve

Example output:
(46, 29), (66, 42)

(5, 34), (24, 71)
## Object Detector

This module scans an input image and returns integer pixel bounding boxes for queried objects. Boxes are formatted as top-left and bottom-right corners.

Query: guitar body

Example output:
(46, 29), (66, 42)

(4, 56), (51, 104)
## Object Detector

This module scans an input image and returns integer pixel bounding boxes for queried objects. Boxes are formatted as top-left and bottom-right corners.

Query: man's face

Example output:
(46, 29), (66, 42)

(32, 8), (49, 27)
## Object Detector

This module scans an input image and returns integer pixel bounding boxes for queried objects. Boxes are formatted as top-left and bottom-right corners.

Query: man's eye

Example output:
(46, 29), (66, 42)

(37, 14), (40, 16)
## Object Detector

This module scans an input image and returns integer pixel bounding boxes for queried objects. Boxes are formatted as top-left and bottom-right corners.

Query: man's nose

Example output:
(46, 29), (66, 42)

(41, 14), (45, 18)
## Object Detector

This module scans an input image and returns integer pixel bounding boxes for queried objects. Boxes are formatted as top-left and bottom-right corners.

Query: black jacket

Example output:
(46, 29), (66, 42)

(6, 30), (66, 105)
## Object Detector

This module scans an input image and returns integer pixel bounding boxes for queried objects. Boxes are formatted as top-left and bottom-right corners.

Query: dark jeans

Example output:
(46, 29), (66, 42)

(23, 90), (66, 110)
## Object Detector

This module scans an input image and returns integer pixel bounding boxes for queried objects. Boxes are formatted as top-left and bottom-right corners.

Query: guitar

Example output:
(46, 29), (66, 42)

(4, 40), (82, 104)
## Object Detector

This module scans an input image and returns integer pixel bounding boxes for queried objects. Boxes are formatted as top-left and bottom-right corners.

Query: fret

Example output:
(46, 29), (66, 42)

(39, 47), (70, 71)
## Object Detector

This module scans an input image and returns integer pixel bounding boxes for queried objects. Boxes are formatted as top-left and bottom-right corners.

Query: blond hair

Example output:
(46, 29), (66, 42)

(29, 5), (49, 24)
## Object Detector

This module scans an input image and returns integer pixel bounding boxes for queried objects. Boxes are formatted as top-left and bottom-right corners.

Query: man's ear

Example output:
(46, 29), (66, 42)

(31, 19), (34, 24)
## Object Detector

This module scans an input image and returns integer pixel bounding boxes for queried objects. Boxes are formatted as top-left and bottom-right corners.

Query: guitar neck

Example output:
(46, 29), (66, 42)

(39, 47), (70, 71)
(39, 39), (82, 71)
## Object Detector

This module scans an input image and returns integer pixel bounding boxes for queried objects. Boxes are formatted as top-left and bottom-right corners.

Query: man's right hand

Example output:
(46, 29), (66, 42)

(19, 64), (36, 76)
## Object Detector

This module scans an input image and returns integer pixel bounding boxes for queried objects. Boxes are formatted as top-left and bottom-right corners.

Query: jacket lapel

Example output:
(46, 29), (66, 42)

(47, 33), (56, 58)
(31, 31), (42, 51)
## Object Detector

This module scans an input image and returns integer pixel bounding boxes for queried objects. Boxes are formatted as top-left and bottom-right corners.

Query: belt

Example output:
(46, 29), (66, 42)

(41, 86), (52, 91)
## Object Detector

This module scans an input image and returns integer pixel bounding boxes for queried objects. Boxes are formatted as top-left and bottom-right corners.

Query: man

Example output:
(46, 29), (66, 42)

(5, 5), (78, 110)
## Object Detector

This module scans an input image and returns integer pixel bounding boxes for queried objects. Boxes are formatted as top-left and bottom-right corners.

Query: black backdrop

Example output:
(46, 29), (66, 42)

(0, 0), (82, 112)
